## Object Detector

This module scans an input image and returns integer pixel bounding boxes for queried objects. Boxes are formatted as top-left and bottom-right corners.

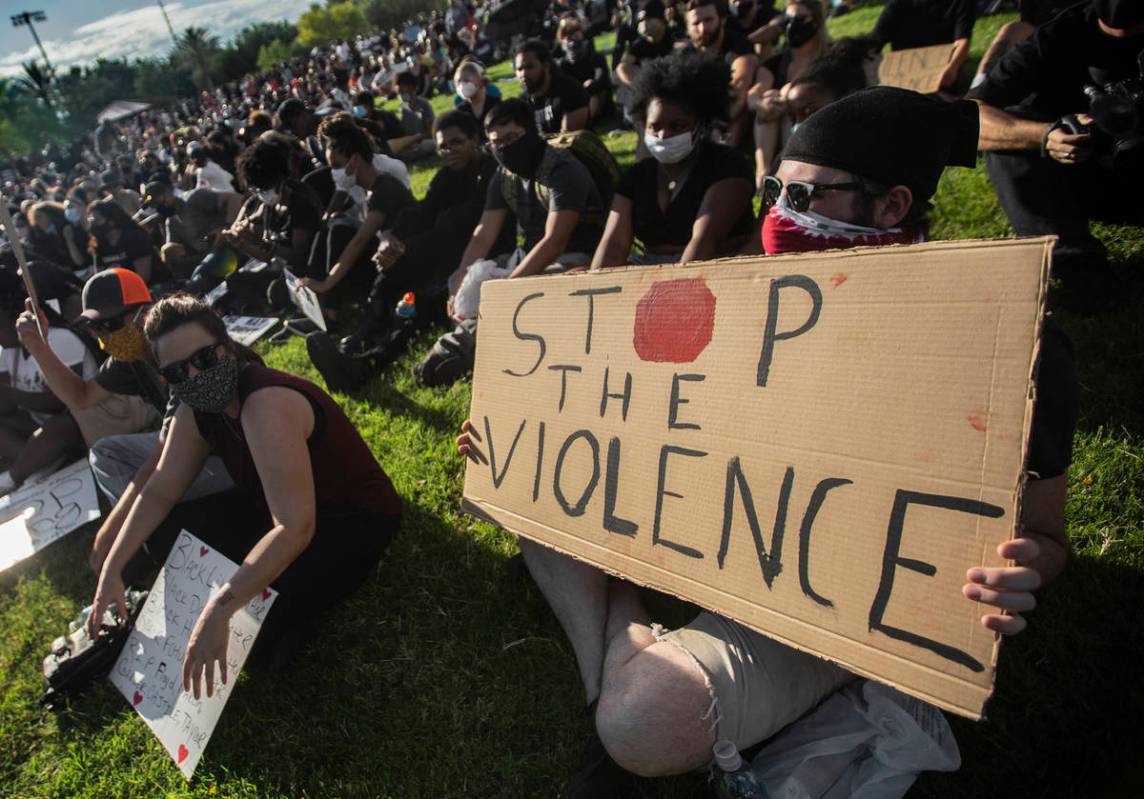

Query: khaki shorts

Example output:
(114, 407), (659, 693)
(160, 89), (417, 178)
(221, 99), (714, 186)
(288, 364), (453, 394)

(658, 612), (854, 750)
(71, 394), (157, 449)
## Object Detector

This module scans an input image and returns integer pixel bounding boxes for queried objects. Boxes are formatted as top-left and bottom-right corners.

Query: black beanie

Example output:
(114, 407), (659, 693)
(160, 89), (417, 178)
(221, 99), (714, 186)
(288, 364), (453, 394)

(781, 87), (980, 204)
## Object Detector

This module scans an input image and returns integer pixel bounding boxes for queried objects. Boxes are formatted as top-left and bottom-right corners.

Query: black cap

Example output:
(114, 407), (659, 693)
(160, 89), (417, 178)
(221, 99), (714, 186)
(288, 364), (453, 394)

(78, 268), (152, 323)
(276, 98), (308, 122)
(637, 0), (666, 21)
(782, 87), (980, 204)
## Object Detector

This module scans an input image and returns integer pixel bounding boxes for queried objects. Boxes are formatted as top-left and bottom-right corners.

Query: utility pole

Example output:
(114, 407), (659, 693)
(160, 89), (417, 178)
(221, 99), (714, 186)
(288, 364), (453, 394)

(156, 0), (179, 49)
(10, 11), (54, 81)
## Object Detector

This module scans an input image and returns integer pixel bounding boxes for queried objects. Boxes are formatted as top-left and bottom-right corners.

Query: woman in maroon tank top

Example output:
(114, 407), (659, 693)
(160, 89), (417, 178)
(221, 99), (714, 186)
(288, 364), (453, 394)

(89, 295), (401, 697)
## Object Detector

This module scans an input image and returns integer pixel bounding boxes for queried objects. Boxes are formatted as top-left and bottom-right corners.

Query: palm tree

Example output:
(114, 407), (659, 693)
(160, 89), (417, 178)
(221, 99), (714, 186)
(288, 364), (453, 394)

(176, 26), (220, 92)
(14, 61), (52, 107)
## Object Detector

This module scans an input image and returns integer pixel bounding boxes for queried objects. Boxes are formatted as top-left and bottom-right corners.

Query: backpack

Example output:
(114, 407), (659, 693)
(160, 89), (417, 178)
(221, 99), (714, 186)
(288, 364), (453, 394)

(499, 130), (620, 227)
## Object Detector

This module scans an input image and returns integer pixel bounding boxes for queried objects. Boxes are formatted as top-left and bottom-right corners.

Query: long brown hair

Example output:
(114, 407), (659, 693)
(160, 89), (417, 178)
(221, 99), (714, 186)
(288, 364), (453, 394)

(142, 293), (263, 366)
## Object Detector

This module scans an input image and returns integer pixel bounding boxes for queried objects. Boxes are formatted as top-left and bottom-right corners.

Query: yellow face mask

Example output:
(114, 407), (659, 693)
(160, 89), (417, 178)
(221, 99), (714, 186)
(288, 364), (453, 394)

(99, 320), (148, 362)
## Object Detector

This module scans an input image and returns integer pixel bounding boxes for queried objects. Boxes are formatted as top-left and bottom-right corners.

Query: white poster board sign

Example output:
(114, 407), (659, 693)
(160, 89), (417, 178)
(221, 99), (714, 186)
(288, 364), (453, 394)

(0, 460), (101, 572)
(223, 315), (279, 346)
(110, 530), (277, 779)
(284, 270), (327, 331)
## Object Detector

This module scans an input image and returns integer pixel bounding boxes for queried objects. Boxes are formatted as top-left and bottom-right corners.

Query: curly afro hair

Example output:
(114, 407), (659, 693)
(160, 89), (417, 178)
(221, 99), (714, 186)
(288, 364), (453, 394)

(629, 52), (732, 125)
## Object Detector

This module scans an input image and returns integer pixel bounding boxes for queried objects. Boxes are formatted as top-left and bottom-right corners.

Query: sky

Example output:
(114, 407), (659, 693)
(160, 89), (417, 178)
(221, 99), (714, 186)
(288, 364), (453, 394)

(0, 0), (316, 78)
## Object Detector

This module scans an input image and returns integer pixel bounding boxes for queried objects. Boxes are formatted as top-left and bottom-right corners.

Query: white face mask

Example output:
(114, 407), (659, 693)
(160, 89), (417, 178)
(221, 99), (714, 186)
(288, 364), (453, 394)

(457, 80), (480, 99)
(257, 188), (281, 207)
(331, 166), (357, 192)
(644, 129), (697, 165)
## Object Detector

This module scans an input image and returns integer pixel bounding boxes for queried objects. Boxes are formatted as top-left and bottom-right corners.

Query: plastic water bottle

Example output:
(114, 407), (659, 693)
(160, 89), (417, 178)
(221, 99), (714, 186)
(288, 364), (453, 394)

(713, 740), (769, 799)
(395, 291), (416, 321)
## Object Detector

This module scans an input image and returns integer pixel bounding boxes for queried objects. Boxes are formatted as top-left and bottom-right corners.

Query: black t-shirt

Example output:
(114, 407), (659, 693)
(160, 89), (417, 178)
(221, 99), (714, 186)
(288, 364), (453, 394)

(366, 173), (416, 229)
(95, 357), (168, 415)
(169, 188), (226, 255)
(95, 225), (153, 272)
(616, 142), (755, 250)
(1018, 0), (1076, 27)
(265, 179), (321, 243)
(530, 71), (590, 134)
(969, 4), (1144, 120)
(486, 146), (605, 254)
(627, 33), (675, 65)
(871, 0), (976, 51)
(1026, 319), (1078, 481)
(558, 49), (612, 95)
(457, 93), (503, 139)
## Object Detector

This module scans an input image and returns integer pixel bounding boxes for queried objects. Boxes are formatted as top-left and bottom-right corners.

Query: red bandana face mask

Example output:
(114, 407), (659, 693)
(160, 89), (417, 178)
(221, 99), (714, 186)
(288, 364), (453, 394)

(761, 196), (920, 255)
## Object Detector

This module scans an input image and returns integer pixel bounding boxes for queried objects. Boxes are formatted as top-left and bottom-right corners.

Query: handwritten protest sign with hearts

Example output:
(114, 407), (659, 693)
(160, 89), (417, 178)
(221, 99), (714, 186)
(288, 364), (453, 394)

(0, 460), (101, 573)
(110, 531), (277, 779)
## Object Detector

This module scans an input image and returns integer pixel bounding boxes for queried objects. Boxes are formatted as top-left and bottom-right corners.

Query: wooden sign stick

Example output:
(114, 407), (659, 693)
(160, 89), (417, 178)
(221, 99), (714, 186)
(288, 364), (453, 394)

(0, 195), (46, 339)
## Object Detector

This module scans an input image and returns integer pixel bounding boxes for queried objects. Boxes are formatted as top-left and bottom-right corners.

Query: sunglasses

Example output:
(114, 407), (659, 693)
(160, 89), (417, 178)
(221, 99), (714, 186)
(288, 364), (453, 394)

(159, 343), (222, 385)
(762, 175), (869, 214)
(90, 316), (126, 335)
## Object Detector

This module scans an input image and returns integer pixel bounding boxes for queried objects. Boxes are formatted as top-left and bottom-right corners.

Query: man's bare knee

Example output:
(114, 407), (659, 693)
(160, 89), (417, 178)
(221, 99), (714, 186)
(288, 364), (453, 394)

(596, 642), (715, 777)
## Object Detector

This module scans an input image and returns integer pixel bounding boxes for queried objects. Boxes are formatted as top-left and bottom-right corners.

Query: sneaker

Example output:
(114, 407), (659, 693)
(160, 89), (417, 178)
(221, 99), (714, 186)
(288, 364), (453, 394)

(561, 730), (637, 799)
(306, 332), (372, 392)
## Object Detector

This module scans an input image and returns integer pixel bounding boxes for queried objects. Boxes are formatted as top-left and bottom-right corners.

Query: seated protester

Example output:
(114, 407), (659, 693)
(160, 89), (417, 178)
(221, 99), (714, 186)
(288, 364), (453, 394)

(188, 142), (235, 193)
(555, 15), (614, 123)
(276, 99), (326, 174)
(87, 295), (402, 677)
(969, 1), (1144, 312)
(394, 71), (438, 162)
(683, 0), (759, 148)
(296, 114), (416, 305)
(417, 99), (605, 388)
(306, 110), (514, 391)
(0, 286), (94, 497)
(733, 0), (782, 42)
(459, 88), (1079, 796)
(781, 38), (870, 126)
(869, 0), (975, 92)
(88, 197), (166, 285)
(144, 181), (244, 290)
(454, 58), (503, 137)
(27, 201), (86, 273)
(353, 89), (405, 142)
(100, 170), (141, 216)
(748, 0), (832, 184)
(593, 53), (754, 268)
(514, 39), (590, 134)
(614, 0), (677, 123)
(17, 269), (233, 576)
(227, 136), (322, 279)
(972, 0), (1079, 90)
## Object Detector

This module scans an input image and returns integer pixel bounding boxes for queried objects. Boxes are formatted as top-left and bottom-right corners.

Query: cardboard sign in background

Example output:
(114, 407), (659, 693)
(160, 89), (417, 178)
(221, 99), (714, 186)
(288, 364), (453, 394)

(0, 460), (101, 572)
(463, 238), (1052, 719)
(110, 531), (277, 779)
(872, 43), (956, 94)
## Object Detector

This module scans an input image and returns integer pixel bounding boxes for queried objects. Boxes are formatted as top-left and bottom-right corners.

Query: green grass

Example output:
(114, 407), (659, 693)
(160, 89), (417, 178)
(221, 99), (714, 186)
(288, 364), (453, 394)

(2, 7), (1143, 797)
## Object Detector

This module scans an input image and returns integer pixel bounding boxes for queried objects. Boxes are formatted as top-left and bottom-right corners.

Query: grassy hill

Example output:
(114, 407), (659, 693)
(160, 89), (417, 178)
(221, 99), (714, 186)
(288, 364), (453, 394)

(0, 6), (1140, 797)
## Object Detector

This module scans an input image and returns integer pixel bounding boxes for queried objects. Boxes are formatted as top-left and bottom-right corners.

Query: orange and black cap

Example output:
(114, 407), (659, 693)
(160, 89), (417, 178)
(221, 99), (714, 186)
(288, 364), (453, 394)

(77, 268), (152, 323)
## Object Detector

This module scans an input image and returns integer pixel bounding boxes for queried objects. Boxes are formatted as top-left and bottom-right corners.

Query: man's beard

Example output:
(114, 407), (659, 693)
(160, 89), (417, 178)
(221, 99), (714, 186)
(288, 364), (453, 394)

(699, 22), (722, 48)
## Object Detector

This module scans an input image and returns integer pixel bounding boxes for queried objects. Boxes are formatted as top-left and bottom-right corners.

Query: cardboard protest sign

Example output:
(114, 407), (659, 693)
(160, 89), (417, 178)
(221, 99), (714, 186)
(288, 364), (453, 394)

(284, 270), (327, 331)
(463, 238), (1053, 719)
(871, 43), (956, 94)
(111, 530), (277, 779)
(0, 460), (101, 572)
(223, 315), (279, 346)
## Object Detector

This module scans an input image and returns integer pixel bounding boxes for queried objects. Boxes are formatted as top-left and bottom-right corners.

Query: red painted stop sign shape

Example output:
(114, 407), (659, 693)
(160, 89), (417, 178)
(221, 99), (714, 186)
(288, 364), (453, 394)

(633, 277), (717, 363)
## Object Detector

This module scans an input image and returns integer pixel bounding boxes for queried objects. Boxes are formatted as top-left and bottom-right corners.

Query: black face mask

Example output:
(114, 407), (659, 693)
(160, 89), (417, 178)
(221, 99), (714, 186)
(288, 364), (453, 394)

(155, 201), (176, 218)
(785, 15), (818, 48)
(88, 218), (109, 237)
(1095, 0), (1144, 30)
(493, 132), (546, 178)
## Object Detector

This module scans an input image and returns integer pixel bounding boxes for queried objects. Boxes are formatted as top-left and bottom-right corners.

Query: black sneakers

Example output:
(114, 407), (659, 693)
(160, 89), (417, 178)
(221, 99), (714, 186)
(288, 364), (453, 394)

(306, 332), (373, 393)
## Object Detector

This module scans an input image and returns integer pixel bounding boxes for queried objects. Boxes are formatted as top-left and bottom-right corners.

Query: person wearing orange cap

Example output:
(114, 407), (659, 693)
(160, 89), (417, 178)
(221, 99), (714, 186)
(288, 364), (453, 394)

(15, 268), (234, 574)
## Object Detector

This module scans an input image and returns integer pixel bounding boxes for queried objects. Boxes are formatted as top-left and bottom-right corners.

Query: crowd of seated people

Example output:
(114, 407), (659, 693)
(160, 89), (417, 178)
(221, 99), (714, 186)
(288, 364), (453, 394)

(0, 0), (1139, 794)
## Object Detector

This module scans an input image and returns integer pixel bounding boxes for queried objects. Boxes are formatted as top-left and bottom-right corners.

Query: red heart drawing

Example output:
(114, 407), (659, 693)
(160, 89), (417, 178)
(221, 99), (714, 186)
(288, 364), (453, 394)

(132, 691), (143, 706)
(199, 546), (209, 557)
(177, 744), (189, 764)
(262, 589), (271, 600)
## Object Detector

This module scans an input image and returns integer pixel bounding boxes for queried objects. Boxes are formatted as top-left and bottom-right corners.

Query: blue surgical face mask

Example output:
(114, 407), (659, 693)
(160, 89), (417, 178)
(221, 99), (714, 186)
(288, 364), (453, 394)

(65, 207), (80, 224)
(353, 105), (368, 118)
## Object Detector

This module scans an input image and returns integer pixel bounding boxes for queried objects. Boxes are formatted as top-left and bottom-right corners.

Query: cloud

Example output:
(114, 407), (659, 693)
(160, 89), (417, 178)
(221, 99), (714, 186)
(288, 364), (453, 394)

(0, 0), (316, 78)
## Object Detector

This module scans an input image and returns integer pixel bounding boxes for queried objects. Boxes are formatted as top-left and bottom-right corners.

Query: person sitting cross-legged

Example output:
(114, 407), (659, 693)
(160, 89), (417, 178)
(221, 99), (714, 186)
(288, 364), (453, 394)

(458, 88), (1077, 798)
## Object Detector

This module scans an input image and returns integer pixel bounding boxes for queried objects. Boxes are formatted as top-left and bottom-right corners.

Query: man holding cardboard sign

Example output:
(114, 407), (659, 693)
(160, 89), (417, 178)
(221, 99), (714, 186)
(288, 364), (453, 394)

(460, 89), (1078, 795)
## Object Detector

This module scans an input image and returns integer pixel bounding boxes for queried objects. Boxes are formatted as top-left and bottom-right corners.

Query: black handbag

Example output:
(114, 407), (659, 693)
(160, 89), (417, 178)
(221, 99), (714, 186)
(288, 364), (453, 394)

(40, 589), (148, 709)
